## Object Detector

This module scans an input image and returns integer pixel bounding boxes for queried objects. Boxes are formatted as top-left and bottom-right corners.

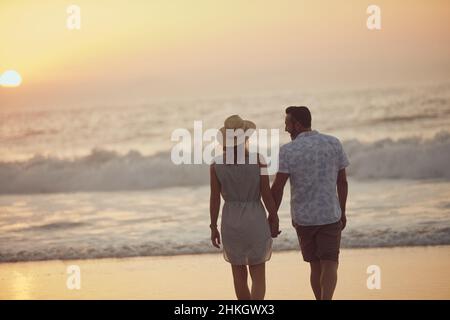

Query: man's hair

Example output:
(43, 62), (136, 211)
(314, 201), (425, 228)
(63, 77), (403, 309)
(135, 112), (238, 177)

(285, 106), (311, 128)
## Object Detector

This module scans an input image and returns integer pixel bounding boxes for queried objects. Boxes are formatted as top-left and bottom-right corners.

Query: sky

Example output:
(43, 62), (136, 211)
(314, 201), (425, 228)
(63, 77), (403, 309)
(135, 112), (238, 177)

(0, 0), (449, 108)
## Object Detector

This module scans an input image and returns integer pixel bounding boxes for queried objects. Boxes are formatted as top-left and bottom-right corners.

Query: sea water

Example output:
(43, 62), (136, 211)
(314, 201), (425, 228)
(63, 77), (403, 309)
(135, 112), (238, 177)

(1, 82), (449, 262)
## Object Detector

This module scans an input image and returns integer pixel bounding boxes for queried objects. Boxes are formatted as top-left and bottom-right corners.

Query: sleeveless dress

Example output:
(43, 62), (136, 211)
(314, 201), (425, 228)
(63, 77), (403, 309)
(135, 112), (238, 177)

(213, 155), (272, 265)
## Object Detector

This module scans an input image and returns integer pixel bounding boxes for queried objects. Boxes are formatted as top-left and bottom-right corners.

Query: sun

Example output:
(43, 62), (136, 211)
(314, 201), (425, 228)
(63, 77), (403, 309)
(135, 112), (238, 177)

(0, 70), (22, 87)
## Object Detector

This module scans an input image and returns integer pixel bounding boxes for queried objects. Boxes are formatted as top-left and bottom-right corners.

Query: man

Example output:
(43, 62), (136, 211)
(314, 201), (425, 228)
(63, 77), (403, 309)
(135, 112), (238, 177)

(270, 106), (349, 300)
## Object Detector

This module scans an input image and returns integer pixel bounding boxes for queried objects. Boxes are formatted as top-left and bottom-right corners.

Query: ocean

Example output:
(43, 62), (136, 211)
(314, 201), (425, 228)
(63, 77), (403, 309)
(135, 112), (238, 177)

(1, 82), (449, 262)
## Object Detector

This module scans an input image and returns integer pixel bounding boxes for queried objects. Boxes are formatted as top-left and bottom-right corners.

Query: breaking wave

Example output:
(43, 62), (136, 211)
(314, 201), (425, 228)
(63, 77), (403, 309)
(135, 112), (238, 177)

(1, 132), (449, 194)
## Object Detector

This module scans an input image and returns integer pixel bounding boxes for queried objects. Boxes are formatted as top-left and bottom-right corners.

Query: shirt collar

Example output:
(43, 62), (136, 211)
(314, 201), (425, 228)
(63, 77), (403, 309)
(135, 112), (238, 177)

(295, 130), (318, 140)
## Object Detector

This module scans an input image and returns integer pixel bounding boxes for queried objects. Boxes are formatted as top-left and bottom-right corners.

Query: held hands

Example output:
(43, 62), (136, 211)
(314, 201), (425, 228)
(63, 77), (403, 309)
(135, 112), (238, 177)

(210, 225), (221, 248)
(268, 215), (282, 238)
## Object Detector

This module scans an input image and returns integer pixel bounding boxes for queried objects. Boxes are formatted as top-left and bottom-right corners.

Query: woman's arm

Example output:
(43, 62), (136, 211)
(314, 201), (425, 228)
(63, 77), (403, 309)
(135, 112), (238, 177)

(260, 174), (278, 219)
(258, 155), (281, 237)
(210, 164), (221, 248)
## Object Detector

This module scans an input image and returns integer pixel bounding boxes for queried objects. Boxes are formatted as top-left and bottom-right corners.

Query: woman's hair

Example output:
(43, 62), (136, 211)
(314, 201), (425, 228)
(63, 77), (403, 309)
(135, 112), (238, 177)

(222, 140), (250, 163)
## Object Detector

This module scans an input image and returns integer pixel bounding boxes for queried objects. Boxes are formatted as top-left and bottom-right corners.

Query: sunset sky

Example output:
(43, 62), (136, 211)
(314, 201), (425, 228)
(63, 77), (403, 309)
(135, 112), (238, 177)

(0, 0), (449, 108)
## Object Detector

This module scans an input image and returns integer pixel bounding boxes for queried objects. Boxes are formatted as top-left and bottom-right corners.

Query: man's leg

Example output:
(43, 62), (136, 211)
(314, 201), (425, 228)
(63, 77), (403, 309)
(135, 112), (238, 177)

(295, 223), (320, 299)
(320, 260), (339, 300)
(309, 261), (322, 300)
(316, 221), (342, 300)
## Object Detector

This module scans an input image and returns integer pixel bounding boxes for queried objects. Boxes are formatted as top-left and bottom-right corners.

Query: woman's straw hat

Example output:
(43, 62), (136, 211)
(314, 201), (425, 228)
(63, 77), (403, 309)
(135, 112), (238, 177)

(218, 115), (256, 146)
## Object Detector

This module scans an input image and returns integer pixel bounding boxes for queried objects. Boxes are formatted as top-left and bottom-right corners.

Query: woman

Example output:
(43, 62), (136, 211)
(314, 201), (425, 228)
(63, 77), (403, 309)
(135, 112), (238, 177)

(209, 115), (280, 300)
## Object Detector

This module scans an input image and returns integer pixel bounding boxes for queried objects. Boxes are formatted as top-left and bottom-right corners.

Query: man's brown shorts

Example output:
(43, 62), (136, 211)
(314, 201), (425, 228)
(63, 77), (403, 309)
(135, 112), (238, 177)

(294, 220), (342, 263)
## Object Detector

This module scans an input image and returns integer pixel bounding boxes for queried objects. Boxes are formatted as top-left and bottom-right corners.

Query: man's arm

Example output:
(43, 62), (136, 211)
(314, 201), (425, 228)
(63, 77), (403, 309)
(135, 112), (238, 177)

(261, 173), (281, 237)
(337, 168), (348, 230)
(271, 172), (289, 210)
(269, 172), (289, 235)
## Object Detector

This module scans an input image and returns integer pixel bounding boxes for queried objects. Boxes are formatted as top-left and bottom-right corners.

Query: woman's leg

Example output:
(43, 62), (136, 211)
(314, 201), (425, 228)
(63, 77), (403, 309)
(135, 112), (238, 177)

(249, 263), (266, 300)
(231, 265), (251, 300)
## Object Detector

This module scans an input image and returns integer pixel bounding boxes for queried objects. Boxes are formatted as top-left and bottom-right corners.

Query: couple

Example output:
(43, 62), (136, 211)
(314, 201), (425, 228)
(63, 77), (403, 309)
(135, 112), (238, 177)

(209, 106), (349, 300)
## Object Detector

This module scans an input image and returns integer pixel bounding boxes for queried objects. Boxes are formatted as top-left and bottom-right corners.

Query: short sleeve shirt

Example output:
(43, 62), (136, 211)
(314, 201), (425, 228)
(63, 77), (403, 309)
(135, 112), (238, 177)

(278, 130), (349, 226)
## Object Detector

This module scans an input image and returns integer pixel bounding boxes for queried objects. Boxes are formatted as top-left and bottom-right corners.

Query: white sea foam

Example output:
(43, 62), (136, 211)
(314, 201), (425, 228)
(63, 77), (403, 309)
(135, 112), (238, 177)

(344, 130), (450, 180)
(1, 132), (449, 194)
(1, 224), (448, 262)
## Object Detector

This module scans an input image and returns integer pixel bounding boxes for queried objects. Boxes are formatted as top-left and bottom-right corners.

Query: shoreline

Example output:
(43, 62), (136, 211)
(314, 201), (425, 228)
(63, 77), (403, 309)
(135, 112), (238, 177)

(0, 244), (448, 265)
(0, 246), (449, 299)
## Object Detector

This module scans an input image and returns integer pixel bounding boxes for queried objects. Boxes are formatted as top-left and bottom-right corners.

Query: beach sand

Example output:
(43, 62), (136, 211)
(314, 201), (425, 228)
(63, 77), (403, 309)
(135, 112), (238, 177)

(0, 246), (449, 300)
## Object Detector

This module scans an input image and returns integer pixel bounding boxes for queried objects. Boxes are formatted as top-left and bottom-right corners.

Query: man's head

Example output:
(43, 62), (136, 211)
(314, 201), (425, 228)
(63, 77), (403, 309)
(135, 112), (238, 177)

(285, 106), (312, 140)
